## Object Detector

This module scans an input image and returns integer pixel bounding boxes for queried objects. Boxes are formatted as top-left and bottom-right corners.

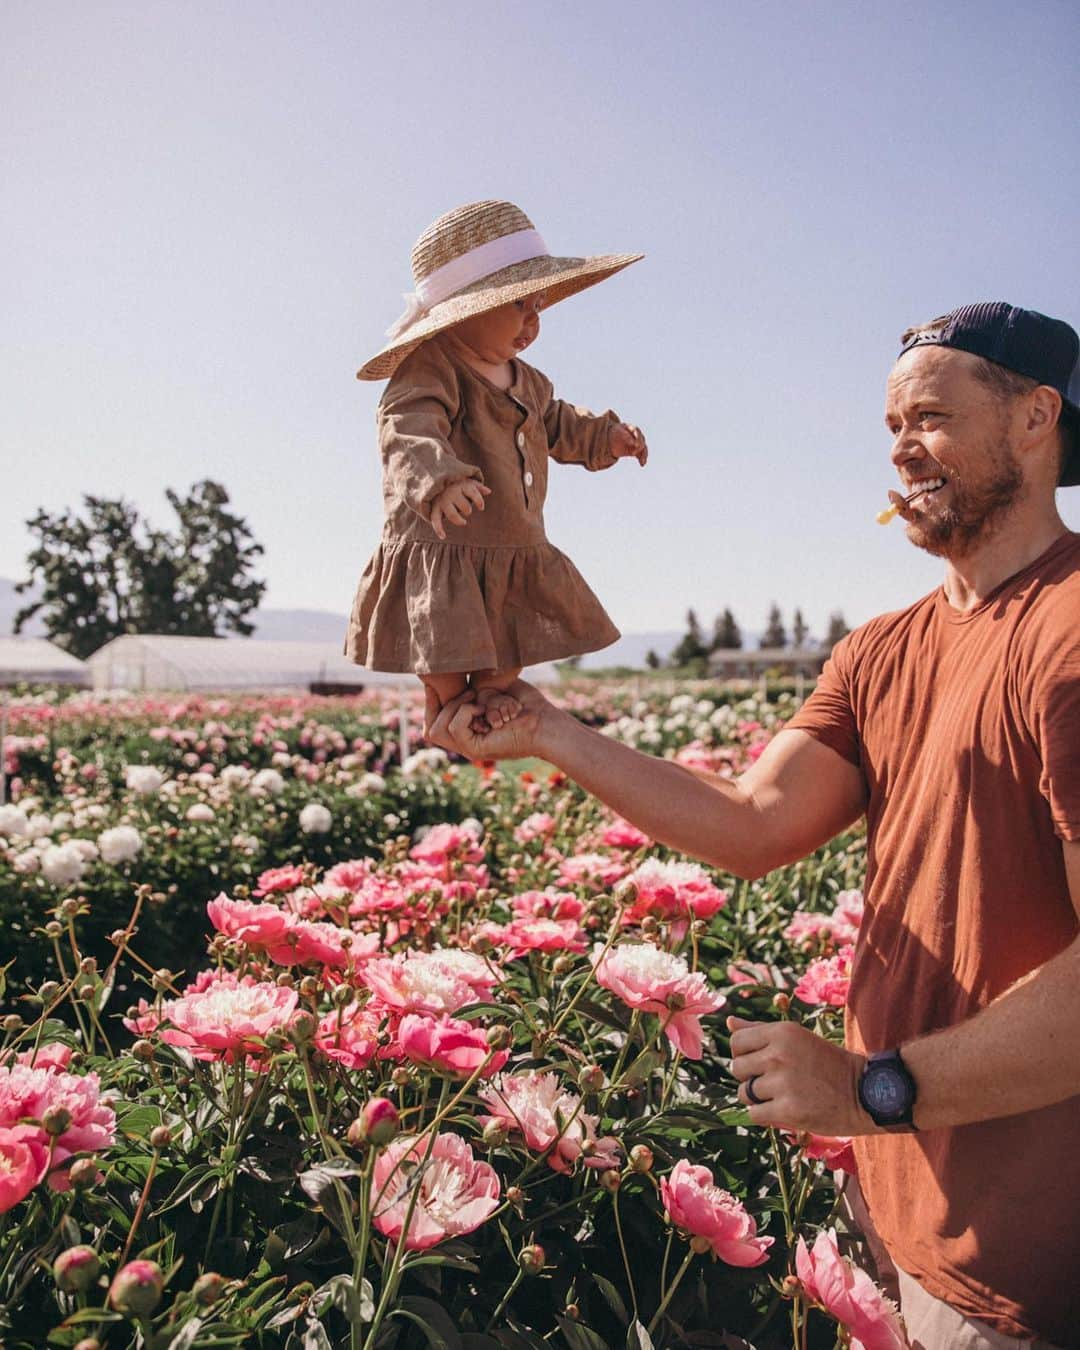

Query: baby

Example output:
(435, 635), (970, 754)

(345, 199), (647, 730)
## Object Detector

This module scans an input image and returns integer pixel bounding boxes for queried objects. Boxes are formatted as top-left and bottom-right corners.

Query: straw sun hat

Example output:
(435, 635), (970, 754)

(357, 199), (643, 381)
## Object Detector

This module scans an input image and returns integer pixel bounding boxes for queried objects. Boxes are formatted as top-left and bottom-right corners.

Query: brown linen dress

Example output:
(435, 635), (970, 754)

(344, 334), (621, 674)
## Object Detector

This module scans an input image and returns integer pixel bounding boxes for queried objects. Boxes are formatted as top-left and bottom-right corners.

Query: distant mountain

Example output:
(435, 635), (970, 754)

(1, 583), (686, 670)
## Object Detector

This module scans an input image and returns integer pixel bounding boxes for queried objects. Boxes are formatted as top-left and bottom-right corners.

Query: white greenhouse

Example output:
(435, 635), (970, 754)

(0, 638), (89, 688)
(86, 635), (410, 694)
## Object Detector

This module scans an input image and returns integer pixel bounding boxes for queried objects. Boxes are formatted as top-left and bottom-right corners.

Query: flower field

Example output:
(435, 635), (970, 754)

(0, 685), (904, 1349)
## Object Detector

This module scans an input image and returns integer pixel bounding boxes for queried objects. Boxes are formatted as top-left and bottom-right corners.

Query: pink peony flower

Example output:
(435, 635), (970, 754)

(13, 1043), (73, 1072)
(513, 812), (556, 844)
(557, 852), (630, 891)
(725, 961), (778, 987)
(798, 1133), (858, 1175)
(325, 858), (379, 890)
(361, 950), (498, 1018)
(315, 1004), (381, 1070)
(372, 1131), (500, 1250)
(600, 817), (651, 850)
(253, 864), (307, 896)
(0, 1124), (50, 1211)
(207, 894), (291, 946)
(622, 858), (728, 926)
(785, 891), (864, 950)
(593, 943), (726, 1059)
(394, 1014), (507, 1079)
(155, 980), (298, 1062)
(795, 1229), (907, 1349)
(409, 823), (484, 866)
(794, 946), (854, 1007)
(0, 1065), (115, 1190)
(483, 917), (586, 959)
(660, 1159), (773, 1267)
(478, 1072), (620, 1175)
(509, 889), (584, 922)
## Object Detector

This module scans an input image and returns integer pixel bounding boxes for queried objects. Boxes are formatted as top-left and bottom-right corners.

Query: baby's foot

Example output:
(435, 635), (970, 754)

(475, 686), (522, 730)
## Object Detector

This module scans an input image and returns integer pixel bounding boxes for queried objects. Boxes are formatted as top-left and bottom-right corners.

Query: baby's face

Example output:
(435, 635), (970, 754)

(452, 294), (545, 363)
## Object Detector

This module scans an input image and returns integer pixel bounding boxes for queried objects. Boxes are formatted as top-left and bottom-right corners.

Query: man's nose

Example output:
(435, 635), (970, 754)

(890, 428), (924, 468)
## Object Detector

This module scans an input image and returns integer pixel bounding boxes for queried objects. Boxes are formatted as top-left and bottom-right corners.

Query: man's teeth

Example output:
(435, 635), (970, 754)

(907, 477), (946, 497)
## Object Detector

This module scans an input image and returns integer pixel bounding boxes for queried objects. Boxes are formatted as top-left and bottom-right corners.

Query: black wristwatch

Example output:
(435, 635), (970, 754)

(858, 1048), (918, 1132)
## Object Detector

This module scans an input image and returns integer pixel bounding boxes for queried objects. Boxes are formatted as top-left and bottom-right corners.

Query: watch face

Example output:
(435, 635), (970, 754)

(864, 1065), (910, 1117)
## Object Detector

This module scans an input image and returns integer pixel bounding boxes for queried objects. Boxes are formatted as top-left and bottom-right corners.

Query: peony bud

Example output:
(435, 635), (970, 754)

(287, 1011), (318, 1045)
(551, 954), (575, 976)
(68, 1157), (99, 1190)
(53, 1245), (101, 1293)
(44, 920), (64, 939)
(390, 1066), (411, 1087)
(578, 1064), (605, 1093)
(773, 992), (791, 1014)
(600, 1169), (622, 1193)
(482, 1118), (510, 1149)
(38, 980), (61, 1002)
(353, 1097), (399, 1148)
(192, 1271), (226, 1306)
(506, 1185), (525, 1215)
(131, 1039), (155, 1062)
(108, 1259), (164, 1317)
(298, 976), (320, 999)
(486, 1024), (512, 1051)
(151, 969), (174, 993)
(60, 897), (82, 920)
(629, 1144), (654, 1173)
(517, 1243), (546, 1275)
(43, 1105), (73, 1136)
(780, 1273), (802, 1298)
(149, 1125), (172, 1150)
(2, 1013), (22, 1033)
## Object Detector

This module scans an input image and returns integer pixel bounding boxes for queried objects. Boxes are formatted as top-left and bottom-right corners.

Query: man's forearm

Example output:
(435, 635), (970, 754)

(535, 707), (838, 879)
(904, 936), (1080, 1129)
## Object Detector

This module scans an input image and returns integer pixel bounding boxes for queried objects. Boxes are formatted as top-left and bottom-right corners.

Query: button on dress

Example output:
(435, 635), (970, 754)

(344, 335), (622, 674)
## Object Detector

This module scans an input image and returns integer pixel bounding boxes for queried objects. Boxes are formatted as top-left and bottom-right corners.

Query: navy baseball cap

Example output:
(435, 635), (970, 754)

(898, 302), (1080, 486)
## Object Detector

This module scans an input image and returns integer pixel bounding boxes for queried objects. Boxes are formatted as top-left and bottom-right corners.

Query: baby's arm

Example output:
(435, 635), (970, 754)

(539, 373), (648, 471)
(379, 349), (486, 523)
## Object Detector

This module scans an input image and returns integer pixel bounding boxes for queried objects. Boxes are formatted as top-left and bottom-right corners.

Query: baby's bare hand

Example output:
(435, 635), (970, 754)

(429, 479), (491, 540)
(612, 423), (648, 466)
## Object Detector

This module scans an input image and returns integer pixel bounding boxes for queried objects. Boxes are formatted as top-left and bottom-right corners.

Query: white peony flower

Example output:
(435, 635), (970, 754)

(71, 839), (99, 862)
(98, 825), (142, 865)
(125, 765), (166, 795)
(186, 803), (215, 822)
(251, 769), (285, 796)
(219, 765), (251, 789)
(299, 803), (332, 834)
(26, 814), (54, 840)
(12, 847), (41, 874)
(401, 747), (448, 777)
(0, 805), (30, 838)
(41, 842), (88, 886)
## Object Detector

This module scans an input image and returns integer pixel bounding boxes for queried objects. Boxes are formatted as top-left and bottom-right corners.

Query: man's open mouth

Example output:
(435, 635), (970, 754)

(904, 477), (947, 501)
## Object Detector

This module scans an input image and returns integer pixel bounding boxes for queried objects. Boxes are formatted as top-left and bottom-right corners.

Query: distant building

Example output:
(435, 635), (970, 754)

(707, 646), (828, 680)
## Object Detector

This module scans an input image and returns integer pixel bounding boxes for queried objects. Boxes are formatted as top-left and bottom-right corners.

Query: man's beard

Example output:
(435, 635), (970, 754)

(906, 444), (1024, 558)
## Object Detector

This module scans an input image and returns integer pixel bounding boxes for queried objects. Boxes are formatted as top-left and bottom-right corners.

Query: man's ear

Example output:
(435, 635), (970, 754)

(1027, 385), (1063, 440)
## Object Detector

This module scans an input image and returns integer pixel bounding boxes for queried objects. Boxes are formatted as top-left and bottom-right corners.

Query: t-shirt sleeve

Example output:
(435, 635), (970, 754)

(785, 633), (862, 768)
(1031, 635), (1080, 842)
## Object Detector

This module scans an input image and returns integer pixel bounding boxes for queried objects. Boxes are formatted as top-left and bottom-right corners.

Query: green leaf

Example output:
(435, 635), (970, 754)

(166, 1318), (204, 1349)
(391, 1296), (463, 1349)
(153, 1163), (220, 1215)
(591, 1273), (628, 1326)
(555, 1316), (609, 1350)
(626, 1321), (655, 1350)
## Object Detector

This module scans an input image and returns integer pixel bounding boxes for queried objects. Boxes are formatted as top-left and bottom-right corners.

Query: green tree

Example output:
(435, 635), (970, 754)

(644, 648), (662, 670)
(710, 608), (742, 650)
(792, 607), (810, 649)
(760, 603), (787, 649)
(669, 608), (709, 668)
(823, 611), (851, 651)
(15, 480), (266, 659)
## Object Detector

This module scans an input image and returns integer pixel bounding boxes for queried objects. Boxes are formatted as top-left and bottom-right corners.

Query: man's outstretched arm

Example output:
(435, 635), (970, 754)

(427, 680), (867, 880)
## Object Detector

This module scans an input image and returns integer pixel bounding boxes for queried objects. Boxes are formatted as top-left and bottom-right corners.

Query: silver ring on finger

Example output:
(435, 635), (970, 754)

(745, 1075), (764, 1106)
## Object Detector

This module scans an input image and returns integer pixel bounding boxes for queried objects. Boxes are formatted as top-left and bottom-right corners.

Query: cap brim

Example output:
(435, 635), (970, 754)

(356, 253), (643, 381)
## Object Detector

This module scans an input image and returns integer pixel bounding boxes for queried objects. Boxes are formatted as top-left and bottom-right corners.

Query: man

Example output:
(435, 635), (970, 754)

(427, 302), (1080, 1346)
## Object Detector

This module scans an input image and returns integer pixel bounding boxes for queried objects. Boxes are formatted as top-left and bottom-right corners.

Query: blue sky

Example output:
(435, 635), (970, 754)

(3, 0), (1077, 642)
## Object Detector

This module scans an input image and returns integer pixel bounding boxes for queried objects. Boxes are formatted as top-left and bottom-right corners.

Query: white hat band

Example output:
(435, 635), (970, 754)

(386, 228), (548, 339)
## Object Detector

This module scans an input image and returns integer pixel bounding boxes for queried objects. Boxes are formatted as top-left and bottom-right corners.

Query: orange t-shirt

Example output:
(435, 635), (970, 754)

(787, 531), (1080, 1342)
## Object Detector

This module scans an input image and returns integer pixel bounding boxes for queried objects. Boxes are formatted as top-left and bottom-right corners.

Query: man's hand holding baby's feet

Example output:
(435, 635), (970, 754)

(470, 686), (522, 735)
